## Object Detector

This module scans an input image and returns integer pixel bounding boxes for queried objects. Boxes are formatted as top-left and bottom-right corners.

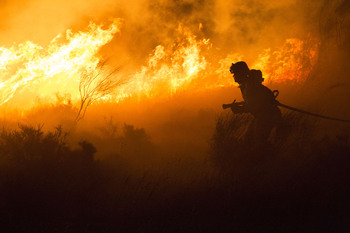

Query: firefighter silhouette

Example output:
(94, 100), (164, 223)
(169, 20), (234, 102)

(227, 61), (281, 144)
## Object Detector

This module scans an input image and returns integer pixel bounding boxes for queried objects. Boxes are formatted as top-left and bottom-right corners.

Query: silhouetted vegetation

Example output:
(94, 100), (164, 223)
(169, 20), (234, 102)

(211, 112), (317, 166)
(0, 125), (100, 232)
(210, 112), (350, 232)
(0, 115), (349, 232)
(76, 62), (124, 123)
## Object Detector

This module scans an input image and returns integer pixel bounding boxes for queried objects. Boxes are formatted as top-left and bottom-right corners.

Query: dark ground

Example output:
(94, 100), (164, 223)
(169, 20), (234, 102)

(0, 113), (349, 233)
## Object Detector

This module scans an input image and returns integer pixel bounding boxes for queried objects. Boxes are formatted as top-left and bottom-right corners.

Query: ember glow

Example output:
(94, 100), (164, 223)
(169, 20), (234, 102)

(0, 15), (318, 108)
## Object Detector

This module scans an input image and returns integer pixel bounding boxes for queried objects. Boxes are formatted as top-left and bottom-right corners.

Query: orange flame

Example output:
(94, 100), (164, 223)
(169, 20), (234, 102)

(114, 25), (210, 101)
(216, 38), (318, 85)
(0, 19), (318, 109)
(0, 19), (122, 106)
(253, 38), (318, 83)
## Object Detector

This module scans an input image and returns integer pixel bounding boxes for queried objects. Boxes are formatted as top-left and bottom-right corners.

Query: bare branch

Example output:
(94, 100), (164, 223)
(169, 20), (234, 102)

(74, 62), (126, 124)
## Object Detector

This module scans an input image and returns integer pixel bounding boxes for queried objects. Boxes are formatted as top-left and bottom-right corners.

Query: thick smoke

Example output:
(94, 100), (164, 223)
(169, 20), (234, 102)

(0, 0), (325, 63)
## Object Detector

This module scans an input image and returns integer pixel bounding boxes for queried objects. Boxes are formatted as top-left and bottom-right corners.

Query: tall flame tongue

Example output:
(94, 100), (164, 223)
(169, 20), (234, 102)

(115, 25), (210, 101)
(0, 19), (121, 106)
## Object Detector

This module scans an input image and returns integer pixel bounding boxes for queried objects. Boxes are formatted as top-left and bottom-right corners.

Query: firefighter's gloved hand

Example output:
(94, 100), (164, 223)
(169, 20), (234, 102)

(230, 103), (246, 114)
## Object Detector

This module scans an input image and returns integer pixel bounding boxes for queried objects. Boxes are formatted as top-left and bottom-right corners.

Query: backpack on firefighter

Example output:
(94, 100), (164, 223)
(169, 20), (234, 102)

(249, 69), (264, 84)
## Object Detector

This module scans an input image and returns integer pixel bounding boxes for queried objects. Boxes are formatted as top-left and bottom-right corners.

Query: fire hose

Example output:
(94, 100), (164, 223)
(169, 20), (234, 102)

(276, 102), (350, 123)
(223, 90), (350, 123)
